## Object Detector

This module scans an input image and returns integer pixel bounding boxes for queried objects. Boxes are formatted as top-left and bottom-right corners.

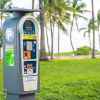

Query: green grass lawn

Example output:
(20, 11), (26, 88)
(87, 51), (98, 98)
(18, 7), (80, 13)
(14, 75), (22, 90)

(37, 59), (100, 100)
(1, 59), (100, 100)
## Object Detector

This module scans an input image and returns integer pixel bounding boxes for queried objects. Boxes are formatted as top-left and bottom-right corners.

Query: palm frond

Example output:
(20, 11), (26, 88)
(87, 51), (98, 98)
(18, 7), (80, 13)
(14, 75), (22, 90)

(58, 21), (67, 34)
(77, 14), (88, 20)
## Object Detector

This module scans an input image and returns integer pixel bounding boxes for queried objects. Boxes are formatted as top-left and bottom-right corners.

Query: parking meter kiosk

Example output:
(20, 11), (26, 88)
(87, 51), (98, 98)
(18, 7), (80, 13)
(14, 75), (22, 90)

(3, 10), (39, 100)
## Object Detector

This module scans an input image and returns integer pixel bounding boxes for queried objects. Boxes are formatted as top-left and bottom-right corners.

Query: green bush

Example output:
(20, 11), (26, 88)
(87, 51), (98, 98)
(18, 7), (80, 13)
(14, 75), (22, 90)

(75, 46), (91, 55)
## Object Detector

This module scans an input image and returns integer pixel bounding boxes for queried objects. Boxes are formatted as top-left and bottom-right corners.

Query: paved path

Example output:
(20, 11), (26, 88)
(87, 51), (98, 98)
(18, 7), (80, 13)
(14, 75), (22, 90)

(47, 55), (100, 60)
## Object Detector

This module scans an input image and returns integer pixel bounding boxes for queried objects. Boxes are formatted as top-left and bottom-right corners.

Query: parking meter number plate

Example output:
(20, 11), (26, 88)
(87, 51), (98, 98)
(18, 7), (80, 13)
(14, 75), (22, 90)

(23, 76), (38, 91)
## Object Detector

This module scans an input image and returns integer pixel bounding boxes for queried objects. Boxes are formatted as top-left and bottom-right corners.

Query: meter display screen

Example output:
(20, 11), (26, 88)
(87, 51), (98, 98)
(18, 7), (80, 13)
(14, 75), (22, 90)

(23, 20), (35, 34)
(23, 40), (36, 60)
(26, 41), (32, 51)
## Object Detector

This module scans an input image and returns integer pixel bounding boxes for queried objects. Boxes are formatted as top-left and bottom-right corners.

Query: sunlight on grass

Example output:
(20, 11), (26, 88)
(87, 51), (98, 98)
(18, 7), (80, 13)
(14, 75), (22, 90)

(1, 59), (100, 100)
(37, 59), (100, 100)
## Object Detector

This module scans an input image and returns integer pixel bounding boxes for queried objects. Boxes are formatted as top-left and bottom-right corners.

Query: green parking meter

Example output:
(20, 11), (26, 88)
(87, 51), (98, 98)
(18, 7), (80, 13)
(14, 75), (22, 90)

(3, 9), (39, 100)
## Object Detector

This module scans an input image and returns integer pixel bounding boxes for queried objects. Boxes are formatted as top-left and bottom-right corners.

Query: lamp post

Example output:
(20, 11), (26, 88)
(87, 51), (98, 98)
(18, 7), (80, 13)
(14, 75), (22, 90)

(91, 0), (96, 58)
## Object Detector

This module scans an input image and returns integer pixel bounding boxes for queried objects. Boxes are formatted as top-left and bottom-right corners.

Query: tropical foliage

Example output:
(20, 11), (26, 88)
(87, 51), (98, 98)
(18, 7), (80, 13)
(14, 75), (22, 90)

(43, 0), (70, 59)
(80, 19), (97, 47)
(69, 0), (87, 54)
(39, 0), (99, 59)
(0, 0), (99, 59)
(0, 0), (10, 9)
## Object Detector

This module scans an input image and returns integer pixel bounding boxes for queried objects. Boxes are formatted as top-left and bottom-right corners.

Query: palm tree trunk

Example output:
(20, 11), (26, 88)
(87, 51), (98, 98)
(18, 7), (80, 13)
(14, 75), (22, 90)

(97, 26), (100, 48)
(58, 24), (60, 56)
(39, 0), (47, 59)
(99, 34), (100, 48)
(50, 19), (54, 59)
(45, 23), (50, 56)
(88, 33), (91, 48)
(0, 12), (3, 28)
(52, 23), (54, 57)
(69, 17), (75, 55)
(75, 17), (79, 32)
(91, 0), (96, 58)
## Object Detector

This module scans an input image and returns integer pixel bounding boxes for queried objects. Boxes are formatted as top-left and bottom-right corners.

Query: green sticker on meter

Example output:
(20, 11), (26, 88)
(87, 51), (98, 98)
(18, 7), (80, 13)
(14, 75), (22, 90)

(5, 49), (15, 66)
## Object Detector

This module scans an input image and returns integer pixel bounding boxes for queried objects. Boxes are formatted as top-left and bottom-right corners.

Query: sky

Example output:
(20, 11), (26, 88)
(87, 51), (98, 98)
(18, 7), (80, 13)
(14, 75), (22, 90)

(8, 0), (100, 21)
(3, 0), (100, 52)
(10, 0), (100, 52)
(10, 0), (100, 13)
(84, 0), (100, 16)
(11, 0), (39, 9)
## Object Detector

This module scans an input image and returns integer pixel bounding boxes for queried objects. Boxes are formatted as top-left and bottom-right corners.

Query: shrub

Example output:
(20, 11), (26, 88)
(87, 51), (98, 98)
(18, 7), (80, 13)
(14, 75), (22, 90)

(75, 46), (91, 55)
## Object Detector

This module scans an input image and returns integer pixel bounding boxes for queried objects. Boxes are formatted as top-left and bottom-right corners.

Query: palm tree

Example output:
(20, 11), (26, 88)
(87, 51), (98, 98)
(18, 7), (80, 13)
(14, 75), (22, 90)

(43, 0), (70, 59)
(91, 0), (95, 58)
(97, 10), (100, 48)
(80, 19), (97, 48)
(97, 10), (100, 31)
(55, 1), (70, 56)
(43, 0), (54, 59)
(0, 0), (10, 60)
(69, 0), (87, 55)
(39, 0), (48, 60)
(44, 22), (51, 56)
(0, 0), (10, 9)
(0, 0), (10, 26)
(0, 29), (3, 59)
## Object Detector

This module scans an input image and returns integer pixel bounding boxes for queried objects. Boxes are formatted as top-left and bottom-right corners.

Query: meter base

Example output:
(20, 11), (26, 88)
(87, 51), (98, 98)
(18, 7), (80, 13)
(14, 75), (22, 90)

(7, 93), (35, 100)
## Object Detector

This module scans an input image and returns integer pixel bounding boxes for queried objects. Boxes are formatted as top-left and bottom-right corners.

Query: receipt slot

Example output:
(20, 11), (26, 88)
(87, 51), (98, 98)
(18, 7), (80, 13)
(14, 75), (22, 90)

(3, 11), (39, 100)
